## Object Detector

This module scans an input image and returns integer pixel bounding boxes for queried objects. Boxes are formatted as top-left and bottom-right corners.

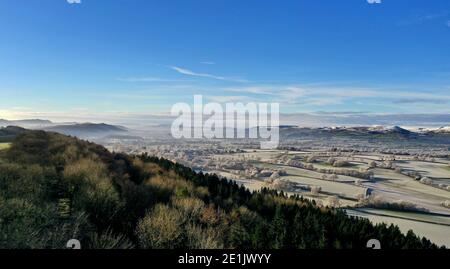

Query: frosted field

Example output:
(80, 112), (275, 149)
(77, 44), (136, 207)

(250, 162), (364, 195)
(213, 150), (282, 162)
(283, 175), (364, 201)
(347, 209), (450, 247)
(252, 162), (365, 183)
(359, 167), (450, 214)
(208, 148), (450, 226)
(357, 208), (450, 225)
(353, 154), (384, 161)
(206, 170), (265, 193)
(257, 151), (449, 210)
(213, 149), (450, 212)
(396, 160), (450, 185)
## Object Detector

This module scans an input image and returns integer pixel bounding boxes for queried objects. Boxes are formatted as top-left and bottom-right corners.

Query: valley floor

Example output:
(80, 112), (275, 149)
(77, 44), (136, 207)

(195, 148), (450, 247)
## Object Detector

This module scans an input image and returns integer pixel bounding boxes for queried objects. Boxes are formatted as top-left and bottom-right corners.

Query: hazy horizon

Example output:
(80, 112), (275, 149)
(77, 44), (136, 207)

(2, 112), (450, 129)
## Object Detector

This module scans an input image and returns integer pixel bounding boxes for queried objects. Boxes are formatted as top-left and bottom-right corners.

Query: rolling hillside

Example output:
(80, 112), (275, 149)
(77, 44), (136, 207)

(0, 119), (127, 139)
(43, 123), (127, 138)
(0, 130), (443, 249)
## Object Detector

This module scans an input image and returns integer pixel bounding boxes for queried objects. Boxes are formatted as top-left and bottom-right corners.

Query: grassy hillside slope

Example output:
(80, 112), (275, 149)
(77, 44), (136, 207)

(0, 130), (443, 249)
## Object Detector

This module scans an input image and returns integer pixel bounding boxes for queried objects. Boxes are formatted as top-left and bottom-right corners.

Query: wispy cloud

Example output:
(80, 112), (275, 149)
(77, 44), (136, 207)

(200, 61), (215, 65)
(226, 85), (375, 104)
(169, 66), (248, 83)
(170, 66), (223, 79)
(227, 86), (277, 96)
(393, 98), (448, 104)
(397, 11), (449, 26)
(116, 77), (175, 82)
(67, 0), (81, 4)
(204, 95), (257, 103)
(224, 84), (450, 108)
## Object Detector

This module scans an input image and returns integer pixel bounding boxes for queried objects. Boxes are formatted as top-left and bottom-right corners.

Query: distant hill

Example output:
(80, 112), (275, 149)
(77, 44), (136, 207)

(0, 126), (28, 142)
(0, 119), (10, 126)
(12, 119), (52, 125)
(279, 125), (450, 142)
(0, 119), (128, 139)
(44, 123), (127, 138)
(0, 119), (52, 128)
(420, 126), (450, 134)
(366, 125), (413, 135)
(281, 113), (450, 128)
(333, 126), (416, 138)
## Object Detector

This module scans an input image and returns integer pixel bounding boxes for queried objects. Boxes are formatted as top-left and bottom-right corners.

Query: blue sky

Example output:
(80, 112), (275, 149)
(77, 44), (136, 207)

(0, 0), (450, 121)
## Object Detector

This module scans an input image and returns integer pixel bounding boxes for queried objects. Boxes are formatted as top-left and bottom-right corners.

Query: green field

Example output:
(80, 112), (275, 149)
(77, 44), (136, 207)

(0, 143), (11, 151)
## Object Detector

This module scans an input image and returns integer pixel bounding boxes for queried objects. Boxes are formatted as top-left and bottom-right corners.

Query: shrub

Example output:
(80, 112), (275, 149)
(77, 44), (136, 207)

(306, 155), (317, 163)
(328, 196), (340, 207)
(310, 186), (321, 196)
(136, 204), (184, 249)
(419, 177), (433, 185)
(185, 223), (223, 249)
(333, 160), (349, 167)
(441, 200), (450, 208)
(88, 229), (134, 249)
(172, 197), (205, 221)
(63, 158), (123, 230)
(360, 195), (428, 213)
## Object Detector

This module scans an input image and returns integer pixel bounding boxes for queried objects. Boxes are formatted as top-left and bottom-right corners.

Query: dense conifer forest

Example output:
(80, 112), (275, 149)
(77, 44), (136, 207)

(0, 129), (443, 249)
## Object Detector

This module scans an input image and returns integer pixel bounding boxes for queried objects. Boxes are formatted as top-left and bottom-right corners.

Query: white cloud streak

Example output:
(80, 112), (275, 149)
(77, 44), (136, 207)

(170, 66), (248, 83)
(225, 85), (450, 107)
(116, 77), (174, 82)
(398, 11), (449, 26)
